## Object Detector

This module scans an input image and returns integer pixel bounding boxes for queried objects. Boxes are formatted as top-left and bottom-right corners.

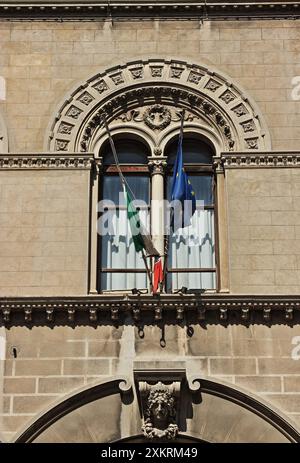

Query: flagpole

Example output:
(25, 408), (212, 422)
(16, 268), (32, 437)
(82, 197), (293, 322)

(161, 109), (185, 292)
(102, 116), (153, 292)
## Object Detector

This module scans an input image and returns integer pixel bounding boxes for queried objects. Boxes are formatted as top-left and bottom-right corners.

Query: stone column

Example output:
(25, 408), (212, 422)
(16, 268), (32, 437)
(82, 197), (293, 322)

(214, 157), (230, 292)
(148, 158), (167, 257)
(89, 157), (102, 294)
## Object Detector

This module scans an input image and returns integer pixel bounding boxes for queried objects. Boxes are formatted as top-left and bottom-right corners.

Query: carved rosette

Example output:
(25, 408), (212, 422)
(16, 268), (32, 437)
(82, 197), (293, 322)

(47, 59), (271, 154)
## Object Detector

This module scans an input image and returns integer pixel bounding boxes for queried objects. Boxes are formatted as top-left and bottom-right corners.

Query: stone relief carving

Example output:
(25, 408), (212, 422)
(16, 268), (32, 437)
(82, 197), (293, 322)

(245, 138), (259, 149)
(78, 91), (94, 106)
(241, 120), (256, 133)
(205, 79), (221, 92)
(232, 103), (248, 117)
(55, 140), (69, 151)
(220, 90), (236, 104)
(188, 70), (202, 84)
(66, 106), (83, 119)
(143, 105), (172, 130)
(58, 122), (74, 135)
(141, 384), (179, 440)
(47, 59), (271, 153)
(93, 80), (108, 94)
(109, 72), (124, 85)
(170, 66), (184, 79)
(130, 67), (143, 79)
(150, 66), (163, 78)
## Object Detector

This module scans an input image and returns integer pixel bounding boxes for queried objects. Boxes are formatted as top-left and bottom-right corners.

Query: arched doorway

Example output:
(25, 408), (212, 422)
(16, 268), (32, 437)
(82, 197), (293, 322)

(13, 375), (300, 443)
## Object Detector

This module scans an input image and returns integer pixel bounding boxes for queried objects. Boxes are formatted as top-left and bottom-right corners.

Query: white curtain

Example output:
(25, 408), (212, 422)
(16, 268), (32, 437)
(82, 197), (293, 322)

(100, 176), (149, 291)
(168, 207), (216, 290)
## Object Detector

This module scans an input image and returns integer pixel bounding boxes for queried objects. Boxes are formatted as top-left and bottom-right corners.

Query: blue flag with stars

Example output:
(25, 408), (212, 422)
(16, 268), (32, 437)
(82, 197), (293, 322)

(171, 133), (196, 230)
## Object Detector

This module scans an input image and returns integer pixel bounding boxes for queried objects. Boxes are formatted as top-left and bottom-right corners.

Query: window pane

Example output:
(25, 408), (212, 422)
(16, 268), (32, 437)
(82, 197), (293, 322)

(167, 175), (213, 206)
(101, 272), (147, 291)
(167, 272), (216, 292)
(103, 175), (149, 205)
(167, 138), (214, 165)
(100, 176), (150, 291)
(102, 140), (148, 164)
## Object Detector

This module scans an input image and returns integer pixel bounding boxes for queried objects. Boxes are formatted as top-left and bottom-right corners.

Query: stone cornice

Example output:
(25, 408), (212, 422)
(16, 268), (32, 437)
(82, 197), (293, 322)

(0, 2), (300, 20)
(221, 151), (300, 168)
(0, 294), (299, 323)
(0, 152), (94, 169)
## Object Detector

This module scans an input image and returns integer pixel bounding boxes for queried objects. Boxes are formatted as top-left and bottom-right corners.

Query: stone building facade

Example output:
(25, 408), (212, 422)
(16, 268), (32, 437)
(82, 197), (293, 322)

(0, 1), (300, 443)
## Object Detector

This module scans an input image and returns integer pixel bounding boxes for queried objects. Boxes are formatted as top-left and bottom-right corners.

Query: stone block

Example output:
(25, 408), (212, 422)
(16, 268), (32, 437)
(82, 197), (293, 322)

(258, 358), (300, 375)
(13, 395), (56, 414)
(283, 377), (300, 392)
(38, 376), (85, 393)
(63, 359), (110, 376)
(39, 341), (85, 358)
(4, 378), (36, 394)
(88, 341), (120, 358)
(210, 358), (256, 375)
(15, 359), (62, 376)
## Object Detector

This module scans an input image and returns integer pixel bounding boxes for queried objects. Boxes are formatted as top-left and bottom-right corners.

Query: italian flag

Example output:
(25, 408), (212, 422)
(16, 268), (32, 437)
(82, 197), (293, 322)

(123, 184), (163, 293)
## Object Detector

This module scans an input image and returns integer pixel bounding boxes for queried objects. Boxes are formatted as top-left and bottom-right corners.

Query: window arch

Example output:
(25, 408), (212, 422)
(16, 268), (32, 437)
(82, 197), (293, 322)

(165, 135), (216, 292)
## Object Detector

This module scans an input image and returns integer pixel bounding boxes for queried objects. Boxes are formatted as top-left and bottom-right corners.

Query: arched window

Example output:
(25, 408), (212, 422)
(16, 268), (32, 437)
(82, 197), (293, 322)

(97, 132), (218, 293)
(98, 137), (150, 291)
(165, 136), (216, 291)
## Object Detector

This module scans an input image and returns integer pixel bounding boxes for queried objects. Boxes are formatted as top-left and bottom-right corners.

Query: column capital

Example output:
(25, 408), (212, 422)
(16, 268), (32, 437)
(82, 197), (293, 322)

(148, 157), (167, 175)
(213, 156), (224, 174)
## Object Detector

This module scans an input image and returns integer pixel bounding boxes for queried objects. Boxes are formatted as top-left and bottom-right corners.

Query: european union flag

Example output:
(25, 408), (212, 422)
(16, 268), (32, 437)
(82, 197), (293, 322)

(171, 134), (196, 230)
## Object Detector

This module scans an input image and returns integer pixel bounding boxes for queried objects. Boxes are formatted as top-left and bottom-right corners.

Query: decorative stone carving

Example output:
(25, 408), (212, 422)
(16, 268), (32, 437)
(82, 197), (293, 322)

(205, 79), (221, 92)
(55, 140), (69, 151)
(66, 106), (83, 119)
(150, 66), (163, 78)
(109, 72), (124, 85)
(130, 67), (143, 79)
(170, 66), (184, 79)
(115, 109), (143, 123)
(220, 90), (236, 104)
(241, 120), (256, 133)
(188, 70), (202, 84)
(58, 122), (74, 135)
(245, 138), (259, 149)
(47, 59), (271, 153)
(143, 105), (172, 130)
(78, 92), (94, 106)
(142, 385), (179, 440)
(148, 159), (167, 175)
(93, 80), (108, 94)
(232, 103), (248, 117)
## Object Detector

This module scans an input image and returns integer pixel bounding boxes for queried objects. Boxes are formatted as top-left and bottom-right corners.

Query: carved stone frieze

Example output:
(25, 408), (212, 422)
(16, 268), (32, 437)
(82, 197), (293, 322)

(1, 294), (300, 324)
(0, 154), (94, 170)
(46, 59), (271, 153)
(221, 152), (300, 168)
